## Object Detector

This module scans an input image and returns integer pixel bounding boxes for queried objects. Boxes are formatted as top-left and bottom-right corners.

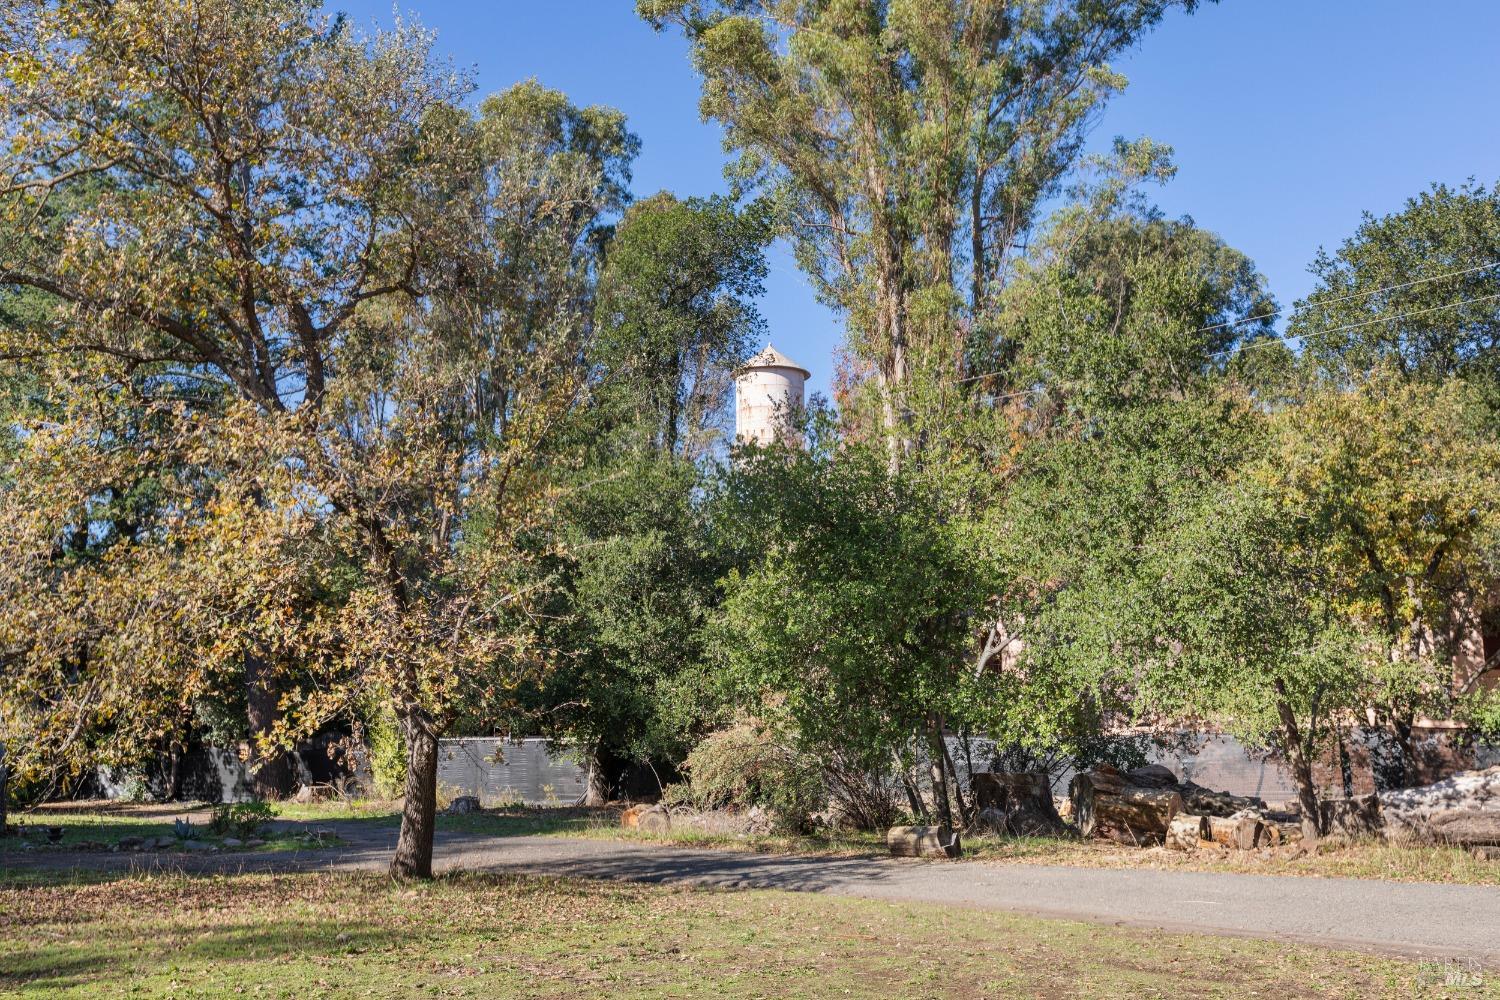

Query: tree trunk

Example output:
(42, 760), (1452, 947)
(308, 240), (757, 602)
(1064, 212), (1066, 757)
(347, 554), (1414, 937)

(1273, 679), (1322, 848)
(926, 716), (953, 831)
(244, 649), (293, 799)
(390, 716), (440, 880)
(577, 748), (610, 807)
(939, 727), (970, 825)
(0, 742), (8, 833)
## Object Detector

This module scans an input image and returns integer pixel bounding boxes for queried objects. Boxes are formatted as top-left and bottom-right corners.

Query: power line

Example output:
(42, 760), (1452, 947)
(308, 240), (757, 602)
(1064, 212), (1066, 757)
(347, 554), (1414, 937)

(1189, 258), (1500, 338)
(962, 289), (1500, 406)
(954, 259), (1500, 388)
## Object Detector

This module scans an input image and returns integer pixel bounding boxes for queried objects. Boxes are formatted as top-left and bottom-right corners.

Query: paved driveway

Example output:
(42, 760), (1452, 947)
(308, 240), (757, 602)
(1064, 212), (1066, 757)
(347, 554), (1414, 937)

(6, 821), (1497, 963)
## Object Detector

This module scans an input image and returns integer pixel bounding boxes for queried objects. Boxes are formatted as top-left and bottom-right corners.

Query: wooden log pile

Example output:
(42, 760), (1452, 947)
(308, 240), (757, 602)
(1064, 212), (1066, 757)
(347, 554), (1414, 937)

(1380, 766), (1500, 847)
(1071, 763), (1277, 849)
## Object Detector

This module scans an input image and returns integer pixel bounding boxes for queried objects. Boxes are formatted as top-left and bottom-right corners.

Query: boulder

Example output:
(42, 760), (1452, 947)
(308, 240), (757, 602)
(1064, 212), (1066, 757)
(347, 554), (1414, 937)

(446, 796), (482, 815)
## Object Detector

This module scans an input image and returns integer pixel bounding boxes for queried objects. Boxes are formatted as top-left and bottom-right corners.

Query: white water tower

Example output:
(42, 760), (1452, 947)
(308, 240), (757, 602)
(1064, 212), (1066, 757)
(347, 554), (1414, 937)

(733, 344), (810, 447)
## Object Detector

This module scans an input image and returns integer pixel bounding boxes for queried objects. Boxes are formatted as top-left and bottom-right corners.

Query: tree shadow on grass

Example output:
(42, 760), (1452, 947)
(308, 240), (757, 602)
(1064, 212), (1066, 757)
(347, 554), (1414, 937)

(0, 920), (402, 994)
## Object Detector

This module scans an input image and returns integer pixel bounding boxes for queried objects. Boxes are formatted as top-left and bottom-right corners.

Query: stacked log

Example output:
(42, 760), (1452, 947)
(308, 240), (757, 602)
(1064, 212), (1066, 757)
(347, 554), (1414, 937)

(1380, 766), (1500, 847)
(1070, 764), (1276, 849)
(970, 771), (1069, 837)
(1069, 766), (1183, 845)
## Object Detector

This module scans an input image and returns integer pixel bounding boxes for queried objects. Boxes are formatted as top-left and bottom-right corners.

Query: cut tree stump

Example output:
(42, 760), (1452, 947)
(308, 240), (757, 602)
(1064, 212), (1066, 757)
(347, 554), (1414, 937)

(1070, 768), (1183, 846)
(630, 803), (672, 839)
(1165, 814), (1210, 851)
(1319, 794), (1383, 839)
(887, 825), (961, 859)
(970, 772), (1068, 837)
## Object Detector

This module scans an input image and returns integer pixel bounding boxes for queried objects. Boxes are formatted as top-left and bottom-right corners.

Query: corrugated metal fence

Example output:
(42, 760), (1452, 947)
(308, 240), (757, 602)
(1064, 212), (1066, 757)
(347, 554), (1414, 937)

(435, 738), (587, 806)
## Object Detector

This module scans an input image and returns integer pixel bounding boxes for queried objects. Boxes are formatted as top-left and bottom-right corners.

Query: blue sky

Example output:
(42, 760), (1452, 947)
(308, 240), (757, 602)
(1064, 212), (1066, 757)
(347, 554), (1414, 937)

(335, 1), (1500, 398)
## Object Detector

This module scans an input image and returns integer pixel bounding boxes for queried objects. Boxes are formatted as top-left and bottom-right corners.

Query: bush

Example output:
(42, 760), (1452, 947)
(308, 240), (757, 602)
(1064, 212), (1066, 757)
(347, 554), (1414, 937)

(365, 704), (407, 800)
(667, 719), (824, 832)
(209, 801), (276, 839)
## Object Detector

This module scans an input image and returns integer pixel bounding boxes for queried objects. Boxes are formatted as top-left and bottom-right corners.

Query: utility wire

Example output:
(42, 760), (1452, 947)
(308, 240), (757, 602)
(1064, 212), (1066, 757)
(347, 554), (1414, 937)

(963, 289), (1500, 406)
(953, 259), (1500, 388)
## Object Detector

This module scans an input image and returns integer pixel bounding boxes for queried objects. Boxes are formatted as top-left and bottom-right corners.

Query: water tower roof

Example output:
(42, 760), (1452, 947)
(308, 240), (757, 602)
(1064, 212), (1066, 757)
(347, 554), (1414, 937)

(734, 344), (811, 379)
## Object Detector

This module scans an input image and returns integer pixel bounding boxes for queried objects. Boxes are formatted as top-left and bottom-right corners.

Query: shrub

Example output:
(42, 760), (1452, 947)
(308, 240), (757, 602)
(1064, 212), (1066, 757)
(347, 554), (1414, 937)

(365, 704), (407, 800)
(669, 719), (824, 832)
(209, 801), (276, 839)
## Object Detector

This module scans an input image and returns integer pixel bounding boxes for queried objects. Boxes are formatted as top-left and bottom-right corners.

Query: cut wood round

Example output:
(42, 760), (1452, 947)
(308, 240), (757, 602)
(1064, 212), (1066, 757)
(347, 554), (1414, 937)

(1165, 814), (1210, 852)
(1206, 813), (1265, 851)
(887, 825), (961, 859)
(1070, 773), (1182, 846)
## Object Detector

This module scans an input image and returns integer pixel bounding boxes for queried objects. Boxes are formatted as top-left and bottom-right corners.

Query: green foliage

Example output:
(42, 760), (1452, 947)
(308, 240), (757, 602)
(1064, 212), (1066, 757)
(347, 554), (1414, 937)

(366, 707), (408, 801)
(711, 436), (993, 787)
(208, 801), (277, 840)
(594, 192), (770, 458)
(1293, 179), (1500, 390)
(665, 718), (825, 832)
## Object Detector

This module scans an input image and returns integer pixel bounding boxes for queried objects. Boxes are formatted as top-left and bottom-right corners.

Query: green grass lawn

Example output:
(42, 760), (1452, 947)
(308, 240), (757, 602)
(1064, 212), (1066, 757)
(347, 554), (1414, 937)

(1, 868), (1488, 999)
(2, 803), (340, 855)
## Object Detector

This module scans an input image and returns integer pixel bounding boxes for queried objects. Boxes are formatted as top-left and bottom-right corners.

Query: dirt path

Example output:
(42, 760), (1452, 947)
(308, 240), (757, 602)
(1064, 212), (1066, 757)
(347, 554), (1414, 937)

(6, 819), (1498, 963)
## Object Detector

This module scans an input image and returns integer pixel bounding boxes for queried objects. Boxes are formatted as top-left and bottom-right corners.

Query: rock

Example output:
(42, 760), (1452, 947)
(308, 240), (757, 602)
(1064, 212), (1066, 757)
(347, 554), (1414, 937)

(152, 836), (177, 850)
(244, 838), (265, 849)
(179, 838), (211, 851)
(635, 806), (672, 835)
(887, 825), (961, 859)
(222, 837), (244, 848)
(446, 795), (482, 815)
(116, 836), (144, 851)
